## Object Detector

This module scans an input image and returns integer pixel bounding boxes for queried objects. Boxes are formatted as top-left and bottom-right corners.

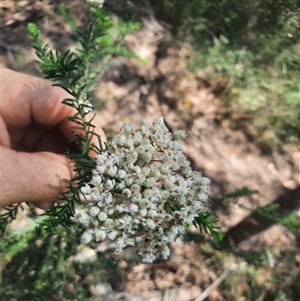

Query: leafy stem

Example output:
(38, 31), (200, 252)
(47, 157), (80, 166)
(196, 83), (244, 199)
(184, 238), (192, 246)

(193, 210), (224, 242)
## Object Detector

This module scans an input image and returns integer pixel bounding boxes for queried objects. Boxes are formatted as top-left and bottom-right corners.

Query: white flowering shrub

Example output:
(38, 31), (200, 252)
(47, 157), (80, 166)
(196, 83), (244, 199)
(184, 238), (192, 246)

(86, 0), (105, 9)
(0, 0), (221, 265)
(75, 117), (211, 263)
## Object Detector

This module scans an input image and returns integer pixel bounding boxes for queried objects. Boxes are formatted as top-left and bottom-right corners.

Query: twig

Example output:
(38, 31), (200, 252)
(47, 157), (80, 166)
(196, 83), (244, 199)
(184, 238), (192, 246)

(194, 269), (231, 301)
(220, 46), (246, 96)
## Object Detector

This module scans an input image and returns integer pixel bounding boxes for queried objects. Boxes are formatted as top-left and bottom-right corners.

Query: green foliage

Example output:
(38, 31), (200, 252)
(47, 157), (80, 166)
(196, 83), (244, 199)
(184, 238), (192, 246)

(0, 4), (140, 234)
(0, 204), (22, 235)
(256, 204), (300, 234)
(193, 210), (224, 241)
(27, 7), (142, 231)
(27, 20), (100, 230)
(155, 0), (300, 46)
(6, 3), (223, 243)
(211, 186), (260, 206)
(155, 0), (300, 144)
(0, 222), (119, 300)
(222, 186), (260, 199)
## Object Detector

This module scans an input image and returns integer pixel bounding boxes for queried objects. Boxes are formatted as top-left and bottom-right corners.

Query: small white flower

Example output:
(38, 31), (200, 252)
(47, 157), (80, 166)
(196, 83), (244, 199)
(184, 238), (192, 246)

(122, 188), (132, 198)
(172, 141), (181, 150)
(116, 134), (127, 146)
(140, 119), (149, 134)
(133, 132), (142, 144)
(193, 201), (202, 210)
(115, 238), (125, 253)
(97, 201), (104, 208)
(141, 166), (150, 176)
(174, 130), (186, 140)
(125, 237), (135, 246)
(198, 192), (209, 201)
(117, 169), (127, 178)
(147, 209), (158, 217)
(131, 184), (141, 193)
(116, 204), (126, 213)
(145, 219), (156, 229)
(141, 152), (152, 163)
(132, 165), (141, 175)
(105, 179), (115, 190)
(123, 215), (132, 225)
(91, 190), (101, 202)
(107, 230), (118, 240)
(201, 177), (211, 185)
(98, 212), (108, 221)
(94, 229), (106, 241)
(123, 123), (133, 134)
(124, 137), (134, 149)
(139, 208), (148, 217)
(142, 189), (153, 199)
(127, 151), (138, 163)
(136, 145), (145, 154)
(133, 218), (140, 225)
(96, 154), (107, 164)
(117, 182), (125, 190)
(91, 219), (99, 227)
(135, 174), (146, 185)
(151, 169), (161, 181)
(106, 207), (115, 215)
(130, 203), (139, 213)
(125, 177), (134, 186)
(142, 253), (156, 263)
(164, 180), (175, 191)
(161, 190), (170, 199)
(104, 218), (115, 229)
(91, 175), (102, 186)
(76, 212), (90, 225)
(160, 163), (170, 174)
(139, 198), (151, 209)
(96, 164), (106, 174)
(107, 165), (118, 177)
(81, 183), (92, 195)
(132, 193), (142, 202)
(202, 186), (210, 194)
(90, 206), (100, 217)
(81, 231), (93, 244)
(144, 177), (156, 188)
(166, 231), (176, 241)
(161, 244), (171, 260)
(104, 193), (113, 204)
(86, 0), (105, 8)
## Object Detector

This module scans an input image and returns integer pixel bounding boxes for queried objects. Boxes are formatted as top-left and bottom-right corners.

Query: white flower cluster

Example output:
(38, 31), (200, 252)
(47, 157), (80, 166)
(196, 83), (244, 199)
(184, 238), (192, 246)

(86, 0), (105, 8)
(75, 117), (210, 263)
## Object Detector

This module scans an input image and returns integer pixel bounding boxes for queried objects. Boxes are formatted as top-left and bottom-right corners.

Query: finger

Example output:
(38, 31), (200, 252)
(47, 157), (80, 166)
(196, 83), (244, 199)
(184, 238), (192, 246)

(1, 69), (76, 136)
(2, 68), (106, 149)
(35, 201), (52, 210)
(34, 198), (65, 210)
(0, 146), (76, 206)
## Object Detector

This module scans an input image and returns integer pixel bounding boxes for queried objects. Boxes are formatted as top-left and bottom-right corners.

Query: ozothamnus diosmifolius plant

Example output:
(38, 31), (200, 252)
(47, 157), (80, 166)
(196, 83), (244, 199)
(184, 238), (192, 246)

(0, 0), (222, 263)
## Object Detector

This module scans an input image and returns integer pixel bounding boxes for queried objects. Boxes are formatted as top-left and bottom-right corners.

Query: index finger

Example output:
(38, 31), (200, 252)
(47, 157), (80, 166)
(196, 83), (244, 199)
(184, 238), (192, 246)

(2, 68), (106, 151)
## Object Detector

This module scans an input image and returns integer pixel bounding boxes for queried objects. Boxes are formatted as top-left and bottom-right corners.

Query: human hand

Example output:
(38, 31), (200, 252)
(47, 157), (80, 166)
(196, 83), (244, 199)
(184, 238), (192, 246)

(0, 68), (106, 209)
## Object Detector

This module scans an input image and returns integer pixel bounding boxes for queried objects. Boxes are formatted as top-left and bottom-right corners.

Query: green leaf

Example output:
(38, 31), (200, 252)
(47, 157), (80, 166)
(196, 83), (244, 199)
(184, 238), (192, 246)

(193, 211), (224, 241)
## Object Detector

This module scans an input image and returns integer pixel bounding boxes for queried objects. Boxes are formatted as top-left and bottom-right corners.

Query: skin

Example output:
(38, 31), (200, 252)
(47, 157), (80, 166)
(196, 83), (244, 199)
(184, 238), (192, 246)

(0, 68), (106, 208)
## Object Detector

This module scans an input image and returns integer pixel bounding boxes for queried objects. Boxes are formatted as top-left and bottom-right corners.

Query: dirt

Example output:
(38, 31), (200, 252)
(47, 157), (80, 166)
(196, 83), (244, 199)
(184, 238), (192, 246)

(1, 1), (299, 300)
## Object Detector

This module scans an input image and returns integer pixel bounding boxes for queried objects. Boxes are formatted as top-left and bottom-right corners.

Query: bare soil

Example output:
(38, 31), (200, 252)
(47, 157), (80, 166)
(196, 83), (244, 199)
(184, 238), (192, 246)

(1, 1), (299, 300)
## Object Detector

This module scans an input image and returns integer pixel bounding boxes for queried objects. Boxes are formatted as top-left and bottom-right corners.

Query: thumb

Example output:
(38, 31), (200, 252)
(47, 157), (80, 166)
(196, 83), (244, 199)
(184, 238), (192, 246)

(0, 146), (76, 206)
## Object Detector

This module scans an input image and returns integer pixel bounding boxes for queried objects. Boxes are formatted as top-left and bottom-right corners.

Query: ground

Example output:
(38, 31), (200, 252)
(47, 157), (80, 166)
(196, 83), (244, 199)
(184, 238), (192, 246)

(1, 1), (300, 300)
